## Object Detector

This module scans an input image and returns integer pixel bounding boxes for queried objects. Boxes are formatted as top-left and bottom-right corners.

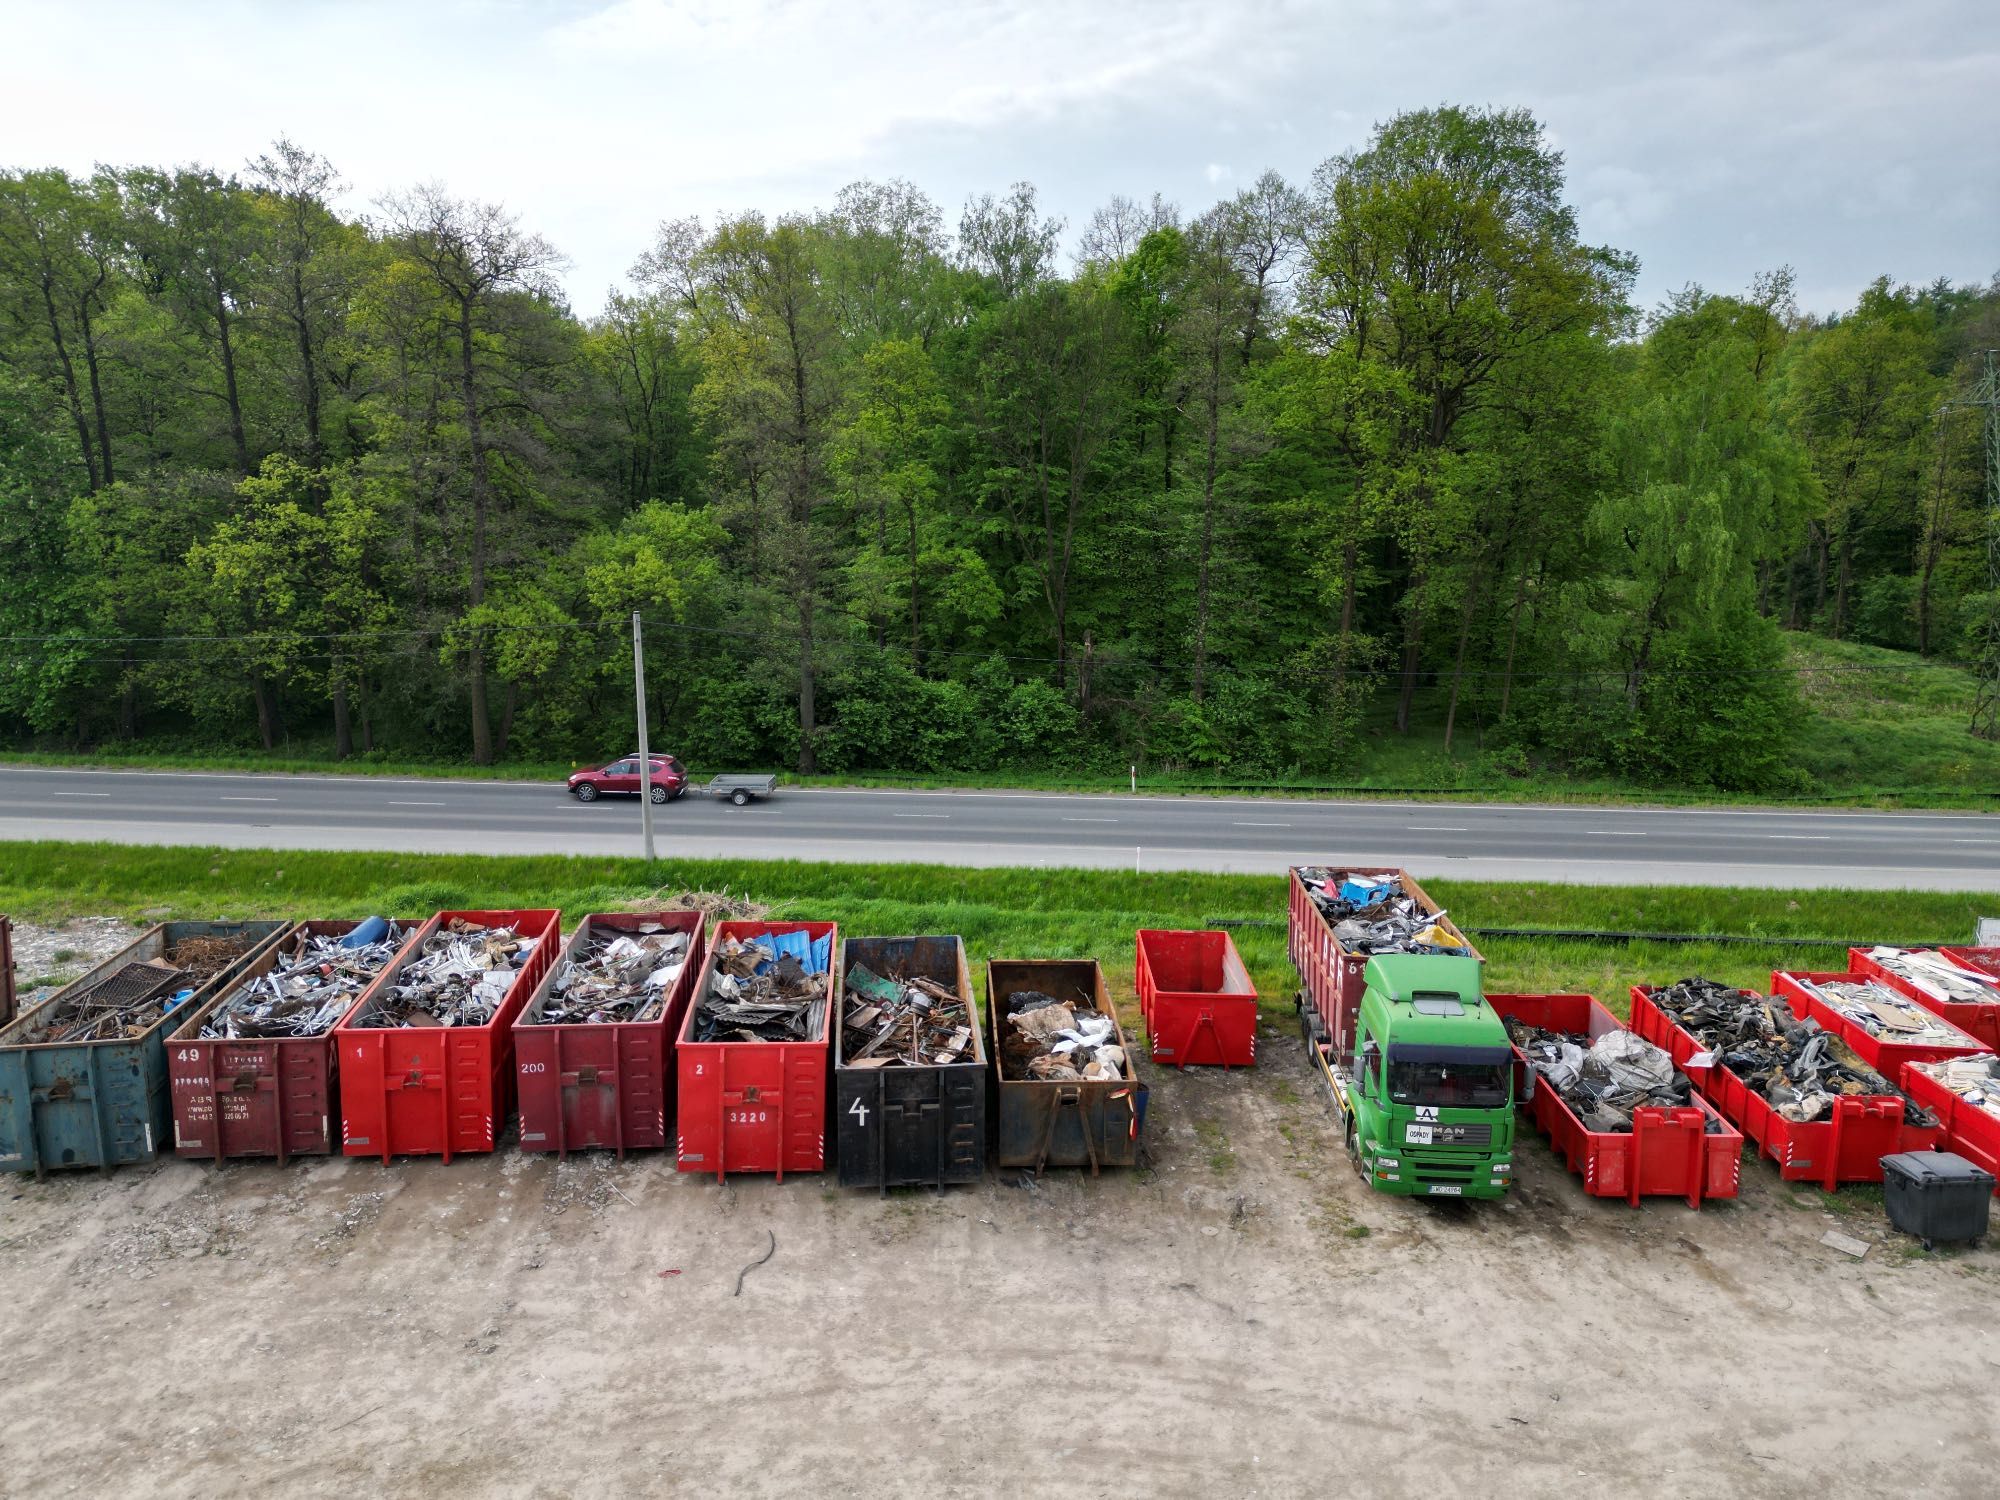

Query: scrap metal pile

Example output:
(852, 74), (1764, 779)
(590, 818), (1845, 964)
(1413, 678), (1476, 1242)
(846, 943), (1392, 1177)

(1860, 946), (2000, 1006)
(1297, 868), (1469, 956)
(691, 934), (828, 1043)
(998, 989), (1127, 1082)
(1506, 1020), (1721, 1134)
(14, 959), (192, 1044)
(533, 925), (691, 1026)
(1650, 976), (1936, 1127)
(1911, 1054), (2000, 1126)
(199, 922), (407, 1041)
(1792, 974), (1970, 1045)
(356, 919), (535, 1029)
(166, 934), (257, 985)
(841, 964), (974, 1067)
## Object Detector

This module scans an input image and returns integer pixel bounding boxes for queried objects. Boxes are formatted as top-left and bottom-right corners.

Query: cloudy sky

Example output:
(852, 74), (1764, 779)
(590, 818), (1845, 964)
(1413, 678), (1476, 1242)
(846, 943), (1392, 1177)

(4, 0), (1994, 317)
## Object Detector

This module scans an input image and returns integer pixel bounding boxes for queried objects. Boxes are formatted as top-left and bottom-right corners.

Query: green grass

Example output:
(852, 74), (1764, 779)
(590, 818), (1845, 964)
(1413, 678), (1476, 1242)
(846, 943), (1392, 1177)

(1787, 635), (2000, 795)
(1, 841), (1989, 1014)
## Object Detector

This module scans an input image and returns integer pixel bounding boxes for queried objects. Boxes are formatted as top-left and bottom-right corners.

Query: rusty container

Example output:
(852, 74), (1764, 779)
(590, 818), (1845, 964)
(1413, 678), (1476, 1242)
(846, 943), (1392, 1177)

(988, 958), (1147, 1174)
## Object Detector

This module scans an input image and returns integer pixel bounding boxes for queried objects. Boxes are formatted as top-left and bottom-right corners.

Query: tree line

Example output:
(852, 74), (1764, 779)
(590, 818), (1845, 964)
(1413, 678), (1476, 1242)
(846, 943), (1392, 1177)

(2, 107), (1995, 789)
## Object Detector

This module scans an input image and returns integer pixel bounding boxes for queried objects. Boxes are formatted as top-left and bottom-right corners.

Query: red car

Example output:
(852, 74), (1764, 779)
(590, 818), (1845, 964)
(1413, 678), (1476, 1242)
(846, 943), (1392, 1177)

(567, 754), (687, 804)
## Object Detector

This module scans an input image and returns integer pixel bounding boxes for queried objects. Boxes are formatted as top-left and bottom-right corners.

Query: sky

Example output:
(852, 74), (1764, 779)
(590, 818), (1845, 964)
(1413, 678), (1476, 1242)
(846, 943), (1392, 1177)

(3, 0), (1994, 318)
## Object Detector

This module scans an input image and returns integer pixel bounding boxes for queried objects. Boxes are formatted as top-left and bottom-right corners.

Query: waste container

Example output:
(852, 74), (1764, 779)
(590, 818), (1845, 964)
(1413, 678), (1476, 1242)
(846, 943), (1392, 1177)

(1880, 1150), (1994, 1249)
(169, 918), (417, 1164)
(0, 920), (292, 1176)
(1135, 928), (1257, 1069)
(513, 910), (706, 1158)
(989, 958), (1147, 1174)
(834, 935), (985, 1191)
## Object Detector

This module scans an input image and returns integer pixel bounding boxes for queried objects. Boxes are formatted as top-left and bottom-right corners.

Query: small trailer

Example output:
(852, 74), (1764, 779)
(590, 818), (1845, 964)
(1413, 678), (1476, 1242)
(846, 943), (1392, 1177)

(701, 773), (778, 807)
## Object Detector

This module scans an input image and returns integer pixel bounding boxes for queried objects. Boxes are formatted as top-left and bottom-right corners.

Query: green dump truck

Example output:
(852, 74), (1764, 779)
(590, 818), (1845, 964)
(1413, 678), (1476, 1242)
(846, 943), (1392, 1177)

(1290, 868), (1514, 1198)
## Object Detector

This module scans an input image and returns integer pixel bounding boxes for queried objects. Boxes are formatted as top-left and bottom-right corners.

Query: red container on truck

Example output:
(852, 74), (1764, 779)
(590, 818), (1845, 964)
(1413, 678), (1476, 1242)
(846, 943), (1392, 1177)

(1289, 865), (1479, 1065)
(512, 911), (706, 1158)
(1135, 928), (1257, 1068)
(335, 910), (559, 1162)
(1487, 991), (1741, 1207)
(168, 918), (415, 1164)
(1628, 983), (1939, 1189)
(675, 920), (837, 1182)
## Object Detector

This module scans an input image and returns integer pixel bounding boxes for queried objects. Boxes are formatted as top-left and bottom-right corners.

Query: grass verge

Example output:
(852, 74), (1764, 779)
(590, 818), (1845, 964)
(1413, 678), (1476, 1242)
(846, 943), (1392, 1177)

(1, 841), (1988, 1013)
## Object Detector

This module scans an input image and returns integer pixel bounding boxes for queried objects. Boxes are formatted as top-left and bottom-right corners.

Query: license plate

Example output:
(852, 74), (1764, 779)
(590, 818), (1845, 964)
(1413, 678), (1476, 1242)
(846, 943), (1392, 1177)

(1405, 1124), (1433, 1145)
(1427, 1184), (1463, 1196)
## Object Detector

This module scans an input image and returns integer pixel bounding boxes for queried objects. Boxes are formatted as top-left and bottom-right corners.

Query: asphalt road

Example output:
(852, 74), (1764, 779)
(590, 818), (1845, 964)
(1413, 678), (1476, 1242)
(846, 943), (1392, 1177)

(1, 764), (1997, 890)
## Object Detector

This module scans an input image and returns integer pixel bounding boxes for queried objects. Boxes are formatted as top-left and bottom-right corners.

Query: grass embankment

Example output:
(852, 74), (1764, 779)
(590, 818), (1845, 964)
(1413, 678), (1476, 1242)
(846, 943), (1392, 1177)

(6, 635), (1996, 810)
(3, 841), (1987, 1010)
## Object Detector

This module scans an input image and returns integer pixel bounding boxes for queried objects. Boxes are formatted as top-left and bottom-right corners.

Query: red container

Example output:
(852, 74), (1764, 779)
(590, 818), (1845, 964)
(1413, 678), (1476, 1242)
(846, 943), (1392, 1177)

(1288, 866), (1479, 1066)
(334, 910), (559, 1162)
(1771, 970), (1989, 1085)
(168, 919), (416, 1164)
(512, 911), (707, 1158)
(1135, 928), (1257, 1068)
(675, 920), (837, 1182)
(1628, 985), (1940, 1189)
(1901, 1062), (2000, 1194)
(1488, 991), (1741, 1207)
(1848, 947), (2000, 1051)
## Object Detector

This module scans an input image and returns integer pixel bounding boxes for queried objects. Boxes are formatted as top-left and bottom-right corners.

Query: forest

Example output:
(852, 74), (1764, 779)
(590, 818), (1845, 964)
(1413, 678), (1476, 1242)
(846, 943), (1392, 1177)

(2, 105), (1996, 791)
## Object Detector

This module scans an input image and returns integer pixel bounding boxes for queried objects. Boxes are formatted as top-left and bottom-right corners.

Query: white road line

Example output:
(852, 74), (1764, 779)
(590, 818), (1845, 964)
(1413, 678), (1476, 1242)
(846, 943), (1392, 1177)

(1233, 820), (1293, 827)
(221, 795), (279, 802)
(891, 813), (949, 819)
(1765, 834), (1832, 841)
(1408, 825), (1469, 832)
(1951, 838), (2000, 844)
(390, 800), (448, 807)
(1586, 830), (1646, 837)
(52, 791), (110, 797)
(1063, 816), (1118, 823)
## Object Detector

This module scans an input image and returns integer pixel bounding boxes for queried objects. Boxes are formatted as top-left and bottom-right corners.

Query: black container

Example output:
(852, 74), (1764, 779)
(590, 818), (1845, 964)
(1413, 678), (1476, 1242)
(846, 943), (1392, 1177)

(1880, 1150), (1994, 1248)
(989, 958), (1148, 1175)
(835, 936), (986, 1192)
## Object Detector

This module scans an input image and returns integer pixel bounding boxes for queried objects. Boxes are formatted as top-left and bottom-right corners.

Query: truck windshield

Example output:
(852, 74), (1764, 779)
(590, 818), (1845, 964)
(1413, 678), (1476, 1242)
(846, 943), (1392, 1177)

(1386, 1059), (1508, 1109)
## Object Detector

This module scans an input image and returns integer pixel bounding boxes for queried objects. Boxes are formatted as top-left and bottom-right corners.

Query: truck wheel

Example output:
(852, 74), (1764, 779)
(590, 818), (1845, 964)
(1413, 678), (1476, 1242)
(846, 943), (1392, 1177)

(730, 789), (750, 806)
(574, 783), (598, 803)
(649, 784), (668, 804)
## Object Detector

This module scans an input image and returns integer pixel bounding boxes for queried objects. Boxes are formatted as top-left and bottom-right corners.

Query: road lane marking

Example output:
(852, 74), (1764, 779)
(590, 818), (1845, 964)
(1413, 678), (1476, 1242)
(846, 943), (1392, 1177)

(892, 813), (949, 819)
(52, 791), (110, 797)
(221, 796), (279, 802)
(1063, 816), (1118, 822)
(390, 800), (448, 806)
(1233, 820), (1293, 827)
(1586, 830), (1646, 837)
(1764, 834), (1832, 841)
(1408, 825), (1468, 832)
(1951, 838), (2000, 844)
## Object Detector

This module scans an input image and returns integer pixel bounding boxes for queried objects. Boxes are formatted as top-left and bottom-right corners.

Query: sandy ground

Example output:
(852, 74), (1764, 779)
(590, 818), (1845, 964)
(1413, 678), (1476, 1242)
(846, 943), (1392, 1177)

(0, 1016), (1993, 1500)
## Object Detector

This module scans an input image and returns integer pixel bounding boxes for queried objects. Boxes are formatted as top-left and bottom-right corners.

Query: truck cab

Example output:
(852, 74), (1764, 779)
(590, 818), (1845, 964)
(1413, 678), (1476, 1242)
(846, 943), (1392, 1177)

(1338, 954), (1514, 1199)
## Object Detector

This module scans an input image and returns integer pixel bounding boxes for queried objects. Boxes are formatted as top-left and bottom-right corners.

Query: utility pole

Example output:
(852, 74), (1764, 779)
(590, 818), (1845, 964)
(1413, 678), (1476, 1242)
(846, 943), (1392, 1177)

(632, 611), (656, 862)
(1942, 351), (2000, 739)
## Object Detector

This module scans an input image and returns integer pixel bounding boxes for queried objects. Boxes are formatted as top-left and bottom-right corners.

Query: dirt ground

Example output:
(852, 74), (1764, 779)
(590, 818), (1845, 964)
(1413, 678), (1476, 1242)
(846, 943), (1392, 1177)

(0, 1015), (1993, 1500)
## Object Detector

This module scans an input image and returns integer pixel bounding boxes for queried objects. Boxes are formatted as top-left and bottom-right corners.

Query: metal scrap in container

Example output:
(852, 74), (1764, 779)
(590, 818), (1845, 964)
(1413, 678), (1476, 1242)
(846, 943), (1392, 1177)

(15, 959), (193, 1044)
(998, 988), (1127, 1082)
(1295, 867), (1468, 956)
(692, 932), (829, 1042)
(840, 963), (973, 1067)
(200, 921), (407, 1040)
(1650, 975), (1936, 1127)
(1862, 946), (2000, 1005)
(535, 925), (691, 1025)
(168, 933), (256, 985)
(1505, 1019), (1721, 1134)
(1911, 1055), (2000, 1127)
(1794, 975), (1969, 1044)
(359, 918), (536, 1029)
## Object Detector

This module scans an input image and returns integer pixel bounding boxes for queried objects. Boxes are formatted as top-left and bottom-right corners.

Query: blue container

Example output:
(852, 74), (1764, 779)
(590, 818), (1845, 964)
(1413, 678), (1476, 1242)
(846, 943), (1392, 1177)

(0, 920), (291, 1176)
